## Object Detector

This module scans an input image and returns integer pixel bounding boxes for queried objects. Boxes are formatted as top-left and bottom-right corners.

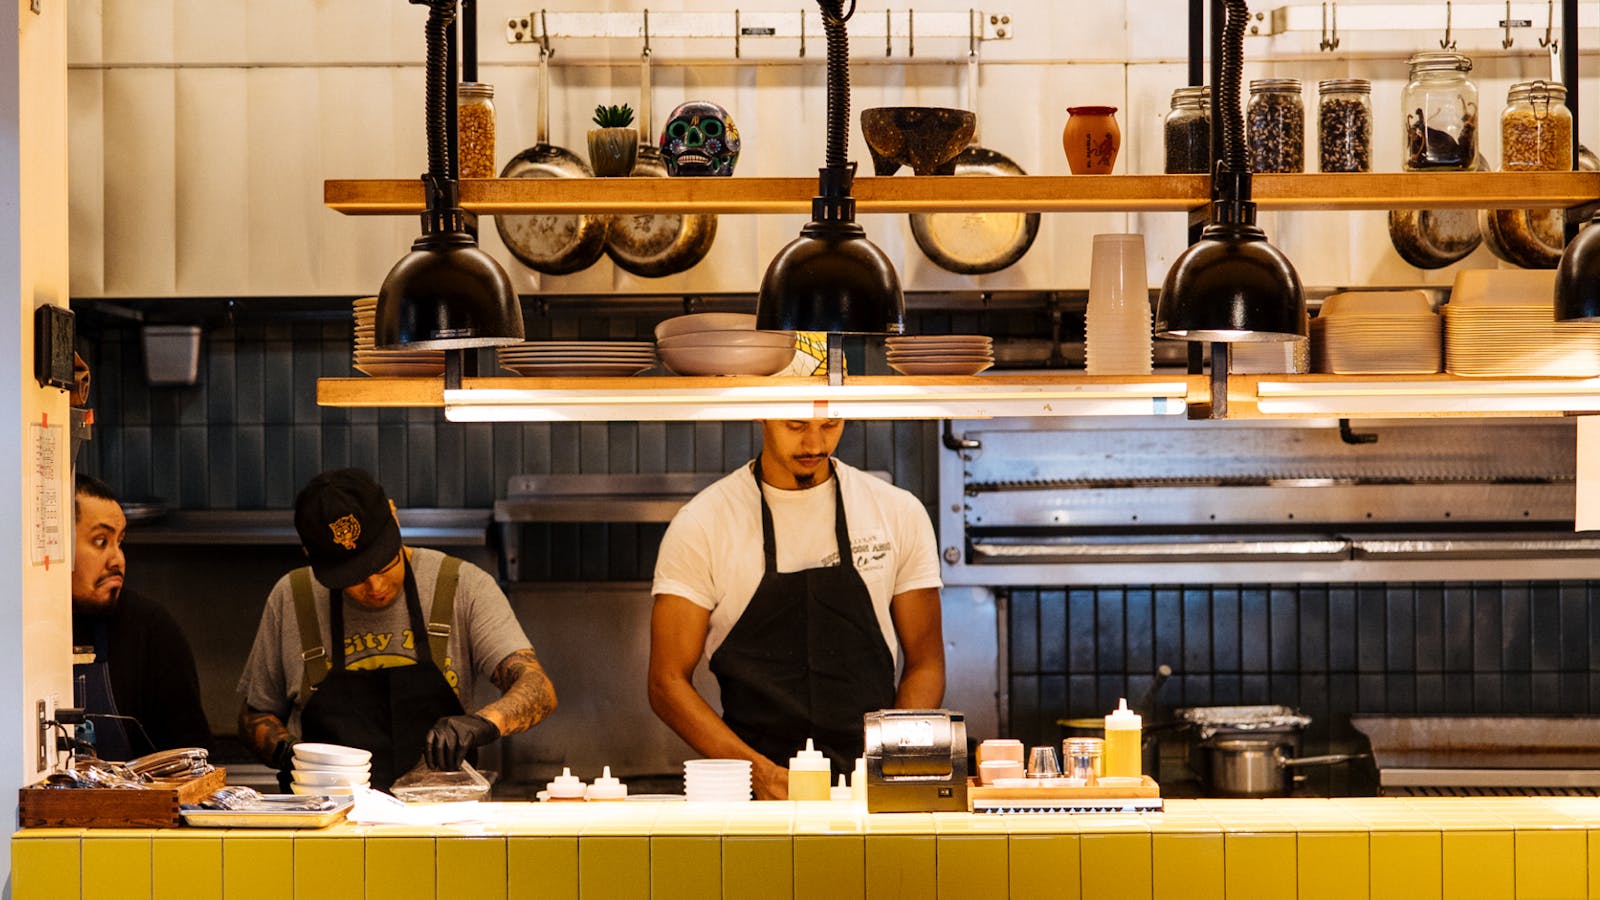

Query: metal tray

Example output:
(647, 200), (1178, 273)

(181, 797), (353, 829)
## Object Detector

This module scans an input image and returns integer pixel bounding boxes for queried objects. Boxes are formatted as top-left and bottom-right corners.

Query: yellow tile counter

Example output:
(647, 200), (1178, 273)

(14, 797), (1600, 899)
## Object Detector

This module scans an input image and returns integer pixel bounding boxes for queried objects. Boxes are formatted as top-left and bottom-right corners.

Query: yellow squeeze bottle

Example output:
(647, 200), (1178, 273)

(1103, 698), (1143, 779)
(788, 739), (832, 801)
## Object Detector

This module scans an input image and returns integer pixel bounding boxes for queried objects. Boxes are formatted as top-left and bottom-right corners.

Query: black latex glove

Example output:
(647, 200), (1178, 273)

(269, 738), (298, 772)
(425, 713), (499, 771)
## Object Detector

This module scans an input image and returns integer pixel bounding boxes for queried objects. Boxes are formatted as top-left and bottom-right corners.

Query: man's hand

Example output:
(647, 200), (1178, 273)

(269, 738), (298, 773)
(425, 713), (500, 770)
(753, 758), (790, 801)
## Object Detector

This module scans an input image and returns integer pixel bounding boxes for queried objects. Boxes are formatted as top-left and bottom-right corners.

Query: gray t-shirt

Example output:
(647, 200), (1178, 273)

(236, 547), (531, 731)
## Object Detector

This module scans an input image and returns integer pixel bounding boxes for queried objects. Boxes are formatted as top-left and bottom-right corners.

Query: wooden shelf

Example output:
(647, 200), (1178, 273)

(324, 172), (1600, 216)
(317, 374), (1202, 421)
(317, 372), (1600, 421)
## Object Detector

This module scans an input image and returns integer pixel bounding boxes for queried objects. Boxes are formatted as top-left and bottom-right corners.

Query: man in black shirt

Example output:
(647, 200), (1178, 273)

(71, 475), (212, 758)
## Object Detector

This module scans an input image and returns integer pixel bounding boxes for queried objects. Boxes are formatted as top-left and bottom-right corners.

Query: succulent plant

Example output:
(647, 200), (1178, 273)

(592, 103), (635, 129)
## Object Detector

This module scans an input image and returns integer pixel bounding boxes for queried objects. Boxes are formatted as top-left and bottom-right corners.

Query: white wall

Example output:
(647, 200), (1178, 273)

(63, 0), (1600, 300)
(4, 0), (75, 892)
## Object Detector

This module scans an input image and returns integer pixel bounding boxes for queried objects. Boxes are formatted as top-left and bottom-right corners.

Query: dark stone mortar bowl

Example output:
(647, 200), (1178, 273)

(860, 107), (977, 176)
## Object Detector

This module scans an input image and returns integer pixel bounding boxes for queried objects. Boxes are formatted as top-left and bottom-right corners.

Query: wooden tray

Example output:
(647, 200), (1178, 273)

(19, 767), (226, 828)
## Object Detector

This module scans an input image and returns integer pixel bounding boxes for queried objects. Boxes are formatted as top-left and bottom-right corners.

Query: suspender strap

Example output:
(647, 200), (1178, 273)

(290, 567), (332, 691)
(427, 556), (461, 669)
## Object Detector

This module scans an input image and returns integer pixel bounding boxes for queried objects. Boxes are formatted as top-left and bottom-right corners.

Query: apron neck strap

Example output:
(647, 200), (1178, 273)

(752, 458), (853, 571)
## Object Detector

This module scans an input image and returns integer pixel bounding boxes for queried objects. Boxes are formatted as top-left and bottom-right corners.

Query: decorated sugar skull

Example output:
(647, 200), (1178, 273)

(660, 101), (740, 177)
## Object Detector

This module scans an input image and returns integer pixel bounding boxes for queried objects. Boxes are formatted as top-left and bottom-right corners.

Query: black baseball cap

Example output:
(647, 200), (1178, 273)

(293, 468), (402, 590)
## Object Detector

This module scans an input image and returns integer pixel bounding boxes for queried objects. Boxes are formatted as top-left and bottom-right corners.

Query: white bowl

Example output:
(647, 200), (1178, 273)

(659, 345), (794, 377)
(654, 313), (756, 341)
(292, 742), (372, 766)
(657, 331), (794, 351)
(293, 768), (371, 786)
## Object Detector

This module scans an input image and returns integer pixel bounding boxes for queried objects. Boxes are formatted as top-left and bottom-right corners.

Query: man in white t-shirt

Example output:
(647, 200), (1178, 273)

(649, 418), (945, 800)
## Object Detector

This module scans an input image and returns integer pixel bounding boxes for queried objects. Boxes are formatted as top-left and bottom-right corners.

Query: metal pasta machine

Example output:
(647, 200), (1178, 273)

(863, 709), (968, 812)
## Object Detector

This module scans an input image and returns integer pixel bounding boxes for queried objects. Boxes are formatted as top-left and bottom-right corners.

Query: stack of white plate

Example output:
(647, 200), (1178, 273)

(290, 742), (372, 796)
(1444, 270), (1600, 377)
(683, 758), (752, 802)
(352, 297), (446, 378)
(654, 313), (795, 376)
(496, 341), (656, 377)
(885, 335), (994, 376)
(1310, 290), (1441, 374)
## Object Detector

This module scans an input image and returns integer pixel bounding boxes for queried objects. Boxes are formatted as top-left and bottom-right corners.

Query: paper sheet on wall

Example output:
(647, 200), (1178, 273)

(30, 422), (63, 566)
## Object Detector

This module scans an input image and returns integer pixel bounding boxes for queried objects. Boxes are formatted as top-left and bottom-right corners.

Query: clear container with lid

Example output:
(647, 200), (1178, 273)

(457, 82), (497, 179)
(1248, 78), (1305, 173)
(1502, 80), (1572, 172)
(1164, 85), (1212, 174)
(1318, 78), (1373, 173)
(1402, 51), (1477, 170)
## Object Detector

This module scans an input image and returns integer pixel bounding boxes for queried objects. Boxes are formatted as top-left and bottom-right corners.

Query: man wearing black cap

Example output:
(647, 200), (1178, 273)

(236, 468), (556, 790)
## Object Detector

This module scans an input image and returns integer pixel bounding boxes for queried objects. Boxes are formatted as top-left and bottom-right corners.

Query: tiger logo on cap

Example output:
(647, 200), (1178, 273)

(328, 514), (362, 550)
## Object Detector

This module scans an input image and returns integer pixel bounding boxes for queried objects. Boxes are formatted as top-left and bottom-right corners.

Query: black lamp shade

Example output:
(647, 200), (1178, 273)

(375, 229), (525, 349)
(1555, 215), (1600, 321)
(756, 220), (905, 334)
(1155, 221), (1307, 342)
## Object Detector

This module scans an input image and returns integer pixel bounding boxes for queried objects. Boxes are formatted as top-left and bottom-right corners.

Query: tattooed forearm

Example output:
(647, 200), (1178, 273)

(475, 648), (557, 736)
(237, 703), (294, 765)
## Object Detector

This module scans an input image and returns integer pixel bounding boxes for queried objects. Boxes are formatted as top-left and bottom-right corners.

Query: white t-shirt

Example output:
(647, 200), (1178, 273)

(651, 459), (943, 664)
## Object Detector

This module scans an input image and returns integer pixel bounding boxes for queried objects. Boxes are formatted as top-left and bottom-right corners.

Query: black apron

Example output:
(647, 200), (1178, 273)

(709, 460), (896, 777)
(73, 618), (135, 762)
(296, 558), (464, 791)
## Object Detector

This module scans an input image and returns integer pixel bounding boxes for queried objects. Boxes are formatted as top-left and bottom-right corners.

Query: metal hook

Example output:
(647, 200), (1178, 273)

(1440, 0), (1455, 50)
(908, 8), (914, 57)
(1502, 0), (1514, 49)
(1320, 1), (1340, 51)
(968, 7), (977, 58)
(799, 8), (806, 57)
(886, 8), (892, 57)
(1539, 0), (1555, 47)
(642, 8), (651, 56)
(539, 8), (555, 58)
(734, 9), (741, 59)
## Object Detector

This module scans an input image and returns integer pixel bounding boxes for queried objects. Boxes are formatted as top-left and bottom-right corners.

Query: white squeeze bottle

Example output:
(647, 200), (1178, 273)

(788, 739), (832, 801)
(1104, 698), (1143, 779)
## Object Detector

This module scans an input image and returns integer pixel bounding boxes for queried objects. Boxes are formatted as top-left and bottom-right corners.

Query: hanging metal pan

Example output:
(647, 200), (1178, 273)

(909, 51), (1040, 275)
(495, 48), (611, 275)
(1386, 154), (1486, 269)
(604, 50), (717, 278)
(1480, 145), (1598, 269)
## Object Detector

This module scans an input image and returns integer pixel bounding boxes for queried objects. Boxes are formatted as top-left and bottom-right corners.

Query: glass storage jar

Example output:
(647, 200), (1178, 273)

(1248, 78), (1305, 173)
(1501, 80), (1572, 171)
(1402, 51), (1477, 170)
(1318, 78), (1372, 173)
(457, 82), (497, 179)
(1164, 85), (1212, 174)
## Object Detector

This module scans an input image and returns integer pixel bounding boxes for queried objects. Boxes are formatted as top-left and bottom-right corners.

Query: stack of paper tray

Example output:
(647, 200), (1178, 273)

(967, 775), (1163, 814)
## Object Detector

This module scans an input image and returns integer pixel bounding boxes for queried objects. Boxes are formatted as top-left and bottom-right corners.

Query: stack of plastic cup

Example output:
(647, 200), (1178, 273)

(1085, 233), (1153, 375)
(683, 759), (753, 802)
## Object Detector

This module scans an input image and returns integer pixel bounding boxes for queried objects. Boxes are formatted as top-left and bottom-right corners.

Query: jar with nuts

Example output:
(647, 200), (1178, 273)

(1318, 79), (1372, 173)
(1248, 78), (1305, 173)
(1502, 80), (1571, 172)
(457, 82), (497, 179)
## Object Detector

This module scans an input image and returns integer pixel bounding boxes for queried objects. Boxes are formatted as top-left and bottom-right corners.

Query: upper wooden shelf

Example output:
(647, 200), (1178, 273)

(324, 172), (1600, 216)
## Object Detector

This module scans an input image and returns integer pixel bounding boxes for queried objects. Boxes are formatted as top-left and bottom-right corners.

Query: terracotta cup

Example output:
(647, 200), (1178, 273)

(1063, 106), (1121, 174)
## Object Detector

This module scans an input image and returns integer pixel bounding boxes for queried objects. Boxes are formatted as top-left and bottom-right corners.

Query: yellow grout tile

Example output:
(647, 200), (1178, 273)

(293, 831), (364, 900)
(1223, 833), (1296, 900)
(153, 831), (222, 900)
(724, 836), (794, 900)
(1297, 832), (1368, 900)
(937, 834), (1007, 898)
(1371, 830), (1441, 900)
(1441, 831), (1513, 900)
(508, 836), (578, 900)
(793, 835), (865, 900)
(222, 833), (296, 900)
(1009, 833), (1080, 900)
(83, 832), (153, 900)
(1080, 832), (1151, 900)
(865, 834), (935, 898)
(436, 835), (507, 900)
(365, 836), (436, 900)
(579, 835), (650, 900)
(1513, 828), (1586, 900)
(1152, 832), (1221, 900)
(651, 835), (721, 900)
(12, 833), (82, 900)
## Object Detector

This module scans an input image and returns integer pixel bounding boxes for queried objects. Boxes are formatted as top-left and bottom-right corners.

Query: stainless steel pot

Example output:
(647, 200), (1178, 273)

(1205, 738), (1366, 798)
